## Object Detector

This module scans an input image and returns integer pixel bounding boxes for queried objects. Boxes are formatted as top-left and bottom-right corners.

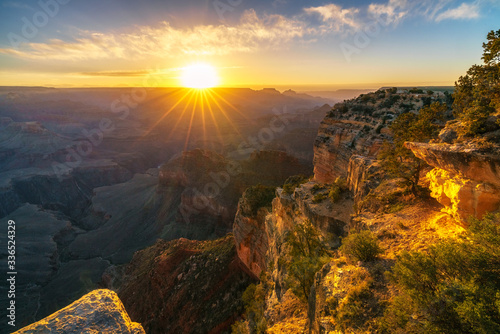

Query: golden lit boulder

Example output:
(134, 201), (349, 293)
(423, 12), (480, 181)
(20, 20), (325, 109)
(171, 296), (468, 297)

(406, 141), (500, 223)
(13, 289), (145, 334)
(427, 168), (500, 223)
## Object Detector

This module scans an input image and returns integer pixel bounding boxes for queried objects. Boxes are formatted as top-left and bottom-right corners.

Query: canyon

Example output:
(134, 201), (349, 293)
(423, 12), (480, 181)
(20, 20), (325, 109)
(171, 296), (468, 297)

(8, 86), (500, 333)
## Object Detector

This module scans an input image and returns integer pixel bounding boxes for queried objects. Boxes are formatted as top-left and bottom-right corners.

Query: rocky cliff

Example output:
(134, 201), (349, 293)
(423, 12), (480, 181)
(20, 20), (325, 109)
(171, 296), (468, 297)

(13, 289), (145, 334)
(406, 142), (500, 222)
(233, 202), (269, 279)
(313, 116), (384, 183)
(230, 88), (468, 333)
(313, 89), (437, 183)
(346, 155), (381, 206)
(116, 236), (255, 334)
(233, 180), (353, 278)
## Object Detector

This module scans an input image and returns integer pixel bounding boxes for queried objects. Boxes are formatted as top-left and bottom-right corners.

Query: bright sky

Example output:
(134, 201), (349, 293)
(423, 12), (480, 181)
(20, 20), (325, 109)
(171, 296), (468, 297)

(0, 0), (499, 89)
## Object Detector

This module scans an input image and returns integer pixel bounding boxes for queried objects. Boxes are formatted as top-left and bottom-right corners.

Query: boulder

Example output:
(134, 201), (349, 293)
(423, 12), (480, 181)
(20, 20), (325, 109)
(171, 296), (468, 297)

(13, 289), (145, 334)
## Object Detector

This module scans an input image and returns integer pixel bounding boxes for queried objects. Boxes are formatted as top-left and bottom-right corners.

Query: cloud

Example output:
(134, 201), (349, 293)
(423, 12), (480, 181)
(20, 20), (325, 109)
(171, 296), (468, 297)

(435, 2), (480, 21)
(0, 9), (305, 61)
(272, 0), (287, 8)
(304, 4), (360, 33)
(2, 1), (35, 11)
(414, 0), (453, 21)
(0, 0), (486, 63)
(368, 0), (408, 25)
(79, 70), (151, 77)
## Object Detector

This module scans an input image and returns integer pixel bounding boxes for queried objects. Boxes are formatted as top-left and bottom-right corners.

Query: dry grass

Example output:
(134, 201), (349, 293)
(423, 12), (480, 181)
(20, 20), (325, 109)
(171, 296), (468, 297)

(357, 197), (464, 258)
(266, 290), (308, 334)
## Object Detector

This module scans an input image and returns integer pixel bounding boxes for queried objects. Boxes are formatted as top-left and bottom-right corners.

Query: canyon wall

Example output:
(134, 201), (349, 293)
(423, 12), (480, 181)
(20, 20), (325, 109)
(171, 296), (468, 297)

(117, 236), (255, 334)
(406, 142), (500, 222)
(312, 89), (430, 183)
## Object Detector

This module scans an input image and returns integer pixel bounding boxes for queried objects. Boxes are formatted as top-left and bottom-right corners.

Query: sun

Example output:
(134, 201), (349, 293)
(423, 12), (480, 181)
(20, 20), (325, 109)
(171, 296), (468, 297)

(181, 63), (219, 89)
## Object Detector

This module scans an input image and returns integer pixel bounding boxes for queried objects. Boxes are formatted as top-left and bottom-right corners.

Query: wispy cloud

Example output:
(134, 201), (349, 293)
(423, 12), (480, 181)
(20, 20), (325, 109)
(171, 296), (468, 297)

(435, 2), (480, 21)
(79, 70), (152, 77)
(2, 1), (35, 11)
(304, 4), (360, 33)
(0, 9), (305, 61)
(0, 0), (486, 62)
(368, 0), (408, 25)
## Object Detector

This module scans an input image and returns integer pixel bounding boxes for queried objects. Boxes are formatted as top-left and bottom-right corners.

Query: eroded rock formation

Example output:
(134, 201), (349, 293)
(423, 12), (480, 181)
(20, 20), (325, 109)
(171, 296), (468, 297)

(14, 289), (145, 334)
(406, 142), (500, 222)
(313, 117), (384, 183)
(117, 236), (255, 334)
(347, 155), (381, 206)
(233, 201), (269, 279)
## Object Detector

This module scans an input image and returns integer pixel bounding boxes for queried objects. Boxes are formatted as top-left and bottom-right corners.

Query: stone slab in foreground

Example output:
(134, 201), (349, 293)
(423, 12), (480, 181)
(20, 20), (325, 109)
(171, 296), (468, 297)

(13, 289), (144, 334)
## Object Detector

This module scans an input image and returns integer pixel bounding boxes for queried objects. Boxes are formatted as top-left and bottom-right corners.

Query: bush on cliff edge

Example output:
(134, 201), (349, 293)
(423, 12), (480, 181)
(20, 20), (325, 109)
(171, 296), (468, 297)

(381, 213), (500, 333)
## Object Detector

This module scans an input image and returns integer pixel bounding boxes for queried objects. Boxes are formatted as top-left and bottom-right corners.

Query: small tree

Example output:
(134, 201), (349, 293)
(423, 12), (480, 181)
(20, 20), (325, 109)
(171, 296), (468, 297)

(232, 281), (268, 334)
(286, 220), (329, 301)
(453, 29), (500, 137)
(379, 102), (446, 194)
(482, 29), (500, 65)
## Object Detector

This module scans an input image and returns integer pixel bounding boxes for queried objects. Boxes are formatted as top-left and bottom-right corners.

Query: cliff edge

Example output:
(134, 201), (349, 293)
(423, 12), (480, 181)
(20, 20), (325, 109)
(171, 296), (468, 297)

(13, 289), (144, 334)
(406, 142), (500, 222)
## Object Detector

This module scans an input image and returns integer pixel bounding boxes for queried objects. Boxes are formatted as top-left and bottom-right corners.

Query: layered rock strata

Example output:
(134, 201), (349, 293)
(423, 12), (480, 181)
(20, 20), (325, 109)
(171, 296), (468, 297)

(406, 142), (500, 222)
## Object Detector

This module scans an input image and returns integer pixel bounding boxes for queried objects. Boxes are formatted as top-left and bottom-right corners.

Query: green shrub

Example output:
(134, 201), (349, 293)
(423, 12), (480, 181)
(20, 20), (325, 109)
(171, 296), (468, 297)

(382, 213), (500, 333)
(286, 220), (329, 301)
(232, 281), (268, 334)
(313, 192), (327, 203)
(387, 202), (405, 213)
(329, 177), (347, 203)
(334, 276), (375, 330)
(243, 184), (276, 216)
(282, 175), (308, 195)
(328, 186), (341, 202)
(311, 183), (326, 193)
(340, 230), (382, 262)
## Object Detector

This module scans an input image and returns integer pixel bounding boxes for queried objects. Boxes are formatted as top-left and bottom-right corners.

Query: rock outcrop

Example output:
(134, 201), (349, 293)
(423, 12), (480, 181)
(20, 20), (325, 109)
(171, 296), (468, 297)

(406, 142), (500, 222)
(233, 180), (352, 285)
(13, 289), (145, 334)
(117, 236), (256, 334)
(405, 142), (500, 187)
(312, 90), (435, 183)
(233, 203), (269, 279)
(347, 155), (382, 207)
(314, 117), (384, 183)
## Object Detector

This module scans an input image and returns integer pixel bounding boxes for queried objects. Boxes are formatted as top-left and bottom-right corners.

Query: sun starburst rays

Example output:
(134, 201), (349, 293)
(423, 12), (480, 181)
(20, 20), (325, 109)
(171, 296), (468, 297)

(141, 87), (249, 153)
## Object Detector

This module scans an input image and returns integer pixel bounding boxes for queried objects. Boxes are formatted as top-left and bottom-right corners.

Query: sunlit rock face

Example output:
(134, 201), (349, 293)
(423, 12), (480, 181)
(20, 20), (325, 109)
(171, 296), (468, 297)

(427, 168), (500, 223)
(405, 142), (500, 188)
(313, 118), (384, 183)
(312, 90), (449, 184)
(406, 142), (500, 223)
(347, 155), (381, 206)
(14, 289), (145, 334)
(233, 201), (269, 279)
